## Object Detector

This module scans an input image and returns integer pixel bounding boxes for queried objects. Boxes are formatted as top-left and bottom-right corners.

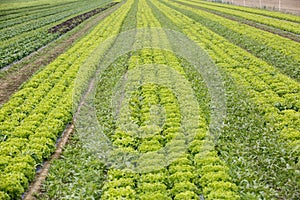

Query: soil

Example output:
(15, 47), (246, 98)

(0, 2), (121, 106)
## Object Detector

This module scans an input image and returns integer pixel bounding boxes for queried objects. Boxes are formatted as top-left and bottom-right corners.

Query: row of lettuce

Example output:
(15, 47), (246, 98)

(164, 0), (300, 81)
(178, 0), (300, 35)
(0, 0), (113, 68)
(156, 0), (300, 159)
(99, 1), (239, 198)
(36, 0), (300, 198)
(151, 0), (299, 198)
(100, 48), (239, 199)
(194, 0), (300, 23)
(0, 1), (100, 29)
(37, 1), (140, 198)
(38, 0), (240, 198)
(0, 0), (134, 199)
(1, 0), (299, 199)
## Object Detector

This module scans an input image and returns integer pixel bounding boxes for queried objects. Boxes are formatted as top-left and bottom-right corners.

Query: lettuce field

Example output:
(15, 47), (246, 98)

(0, 0), (299, 199)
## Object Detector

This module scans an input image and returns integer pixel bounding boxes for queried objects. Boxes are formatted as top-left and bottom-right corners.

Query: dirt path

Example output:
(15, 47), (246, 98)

(0, 3), (121, 106)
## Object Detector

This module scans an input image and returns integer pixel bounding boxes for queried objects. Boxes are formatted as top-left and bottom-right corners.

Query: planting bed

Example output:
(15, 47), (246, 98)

(0, 0), (299, 199)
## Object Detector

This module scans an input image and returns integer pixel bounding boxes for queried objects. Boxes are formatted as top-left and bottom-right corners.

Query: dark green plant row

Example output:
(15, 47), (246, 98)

(218, 72), (300, 199)
(37, 134), (107, 199)
(0, 2), (76, 29)
(0, 0), (113, 68)
(0, 1), (77, 18)
(152, 0), (299, 198)
(163, 0), (300, 81)
(0, 1), (134, 198)
(0, 1), (78, 24)
(1, 0), (114, 40)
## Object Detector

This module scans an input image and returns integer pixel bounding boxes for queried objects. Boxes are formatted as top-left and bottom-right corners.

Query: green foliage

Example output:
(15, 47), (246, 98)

(176, 0), (300, 34)
(151, 0), (300, 199)
(101, 187), (137, 199)
(0, 173), (27, 199)
(38, 134), (107, 199)
(0, 191), (10, 200)
(174, 191), (199, 199)
(0, 0), (115, 68)
(206, 189), (240, 200)
(170, 181), (198, 195)
(0, 0), (132, 198)
(3, 0), (299, 198)
(139, 192), (171, 200)
(167, 0), (300, 81)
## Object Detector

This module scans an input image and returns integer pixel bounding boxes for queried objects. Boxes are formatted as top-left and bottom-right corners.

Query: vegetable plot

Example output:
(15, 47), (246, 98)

(0, 0), (115, 68)
(176, 0), (300, 34)
(0, 0), (134, 198)
(163, 0), (300, 81)
(0, 0), (299, 199)
(152, 0), (300, 198)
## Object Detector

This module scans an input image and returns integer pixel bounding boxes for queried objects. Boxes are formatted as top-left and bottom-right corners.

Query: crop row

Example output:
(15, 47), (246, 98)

(0, 0), (134, 198)
(191, 0), (300, 23)
(0, 0), (114, 68)
(99, 0), (239, 199)
(164, 0), (300, 81)
(176, 0), (300, 35)
(1, 8), (73, 40)
(0, 1), (80, 27)
(153, 0), (299, 198)
(157, 0), (300, 160)
(1, 0), (112, 40)
(0, 2), (74, 30)
(35, 1), (140, 198)
(100, 2), (176, 197)
(100, 48), (239, 199)
(0, 1), (76, 17)
(141, 3), (238, 198)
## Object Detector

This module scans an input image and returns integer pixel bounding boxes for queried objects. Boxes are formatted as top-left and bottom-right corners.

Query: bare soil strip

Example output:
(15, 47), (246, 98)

(48, 2), (118, 34)
(0, 2), (121, 106)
